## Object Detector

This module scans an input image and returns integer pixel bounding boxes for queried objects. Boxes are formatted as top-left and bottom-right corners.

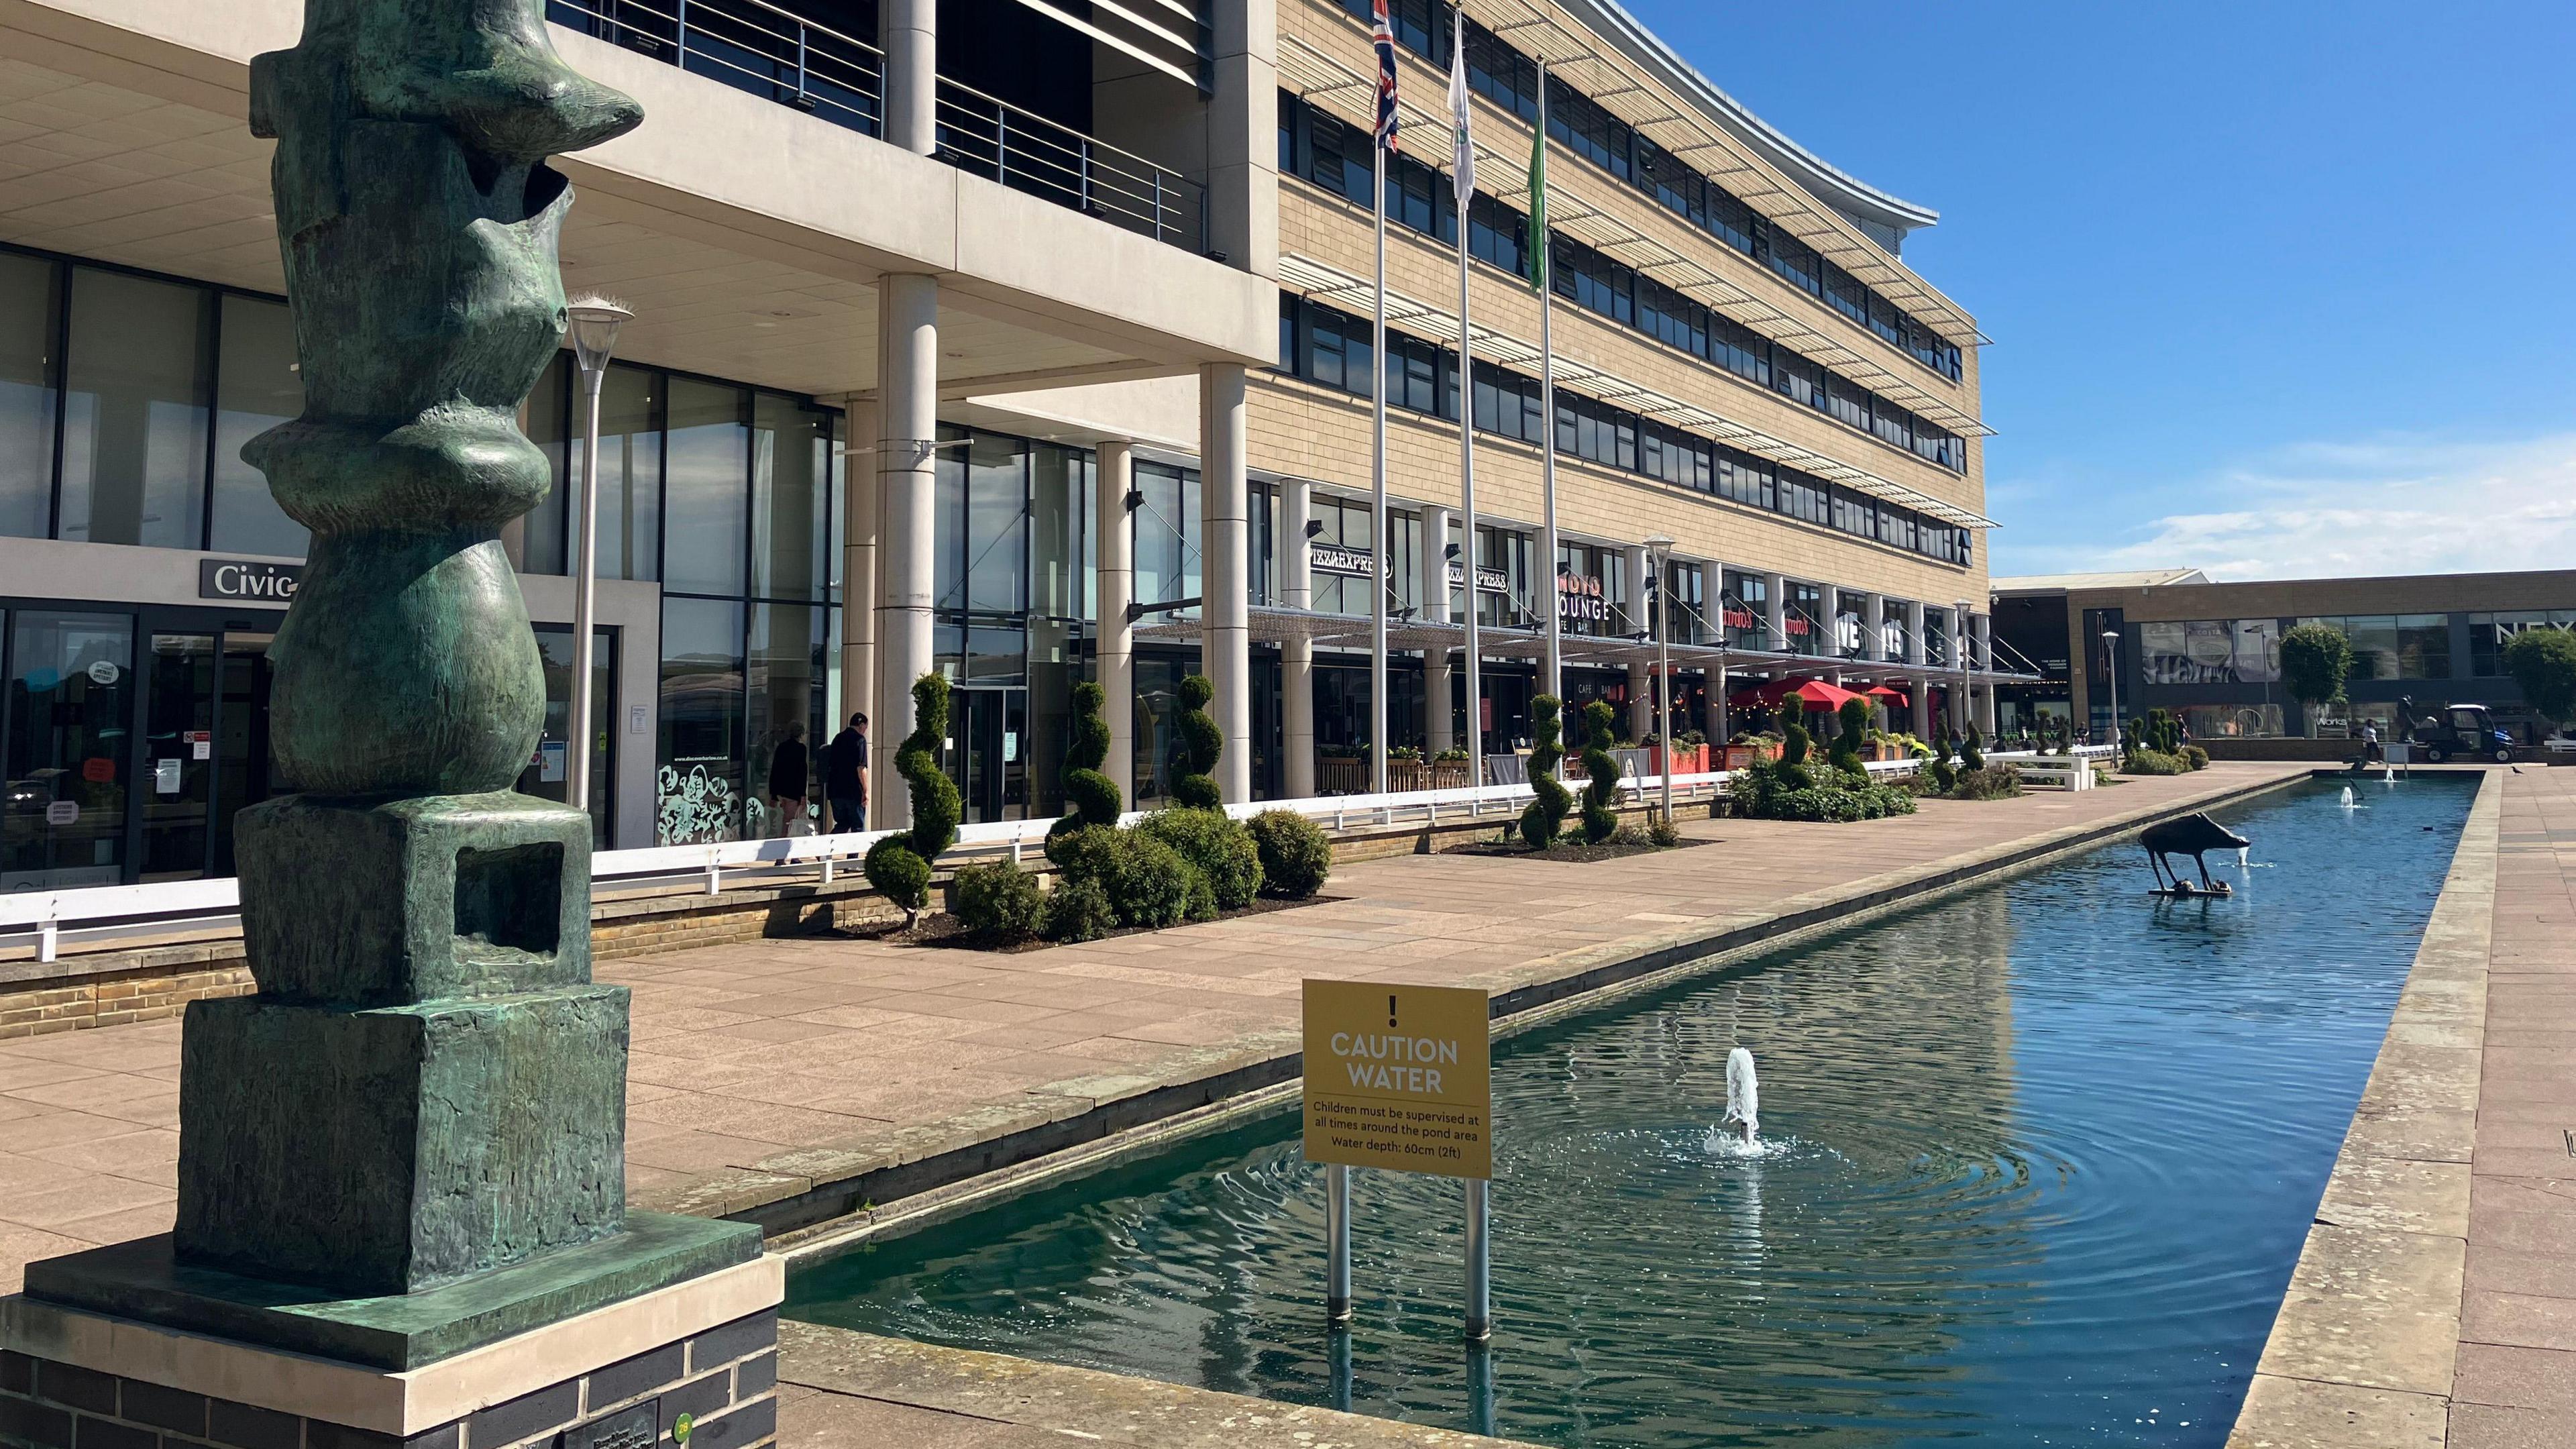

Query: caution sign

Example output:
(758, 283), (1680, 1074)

(1302, 980), (1492, 1179)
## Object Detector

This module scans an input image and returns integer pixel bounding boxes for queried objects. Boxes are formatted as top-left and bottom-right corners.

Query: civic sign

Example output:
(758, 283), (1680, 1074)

(1303, 979), (1491, 1179)
(199, 559), (302, 603)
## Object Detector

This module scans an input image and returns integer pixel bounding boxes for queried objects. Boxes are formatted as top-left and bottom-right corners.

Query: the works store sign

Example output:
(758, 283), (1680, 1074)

(199, 559), (303, 603)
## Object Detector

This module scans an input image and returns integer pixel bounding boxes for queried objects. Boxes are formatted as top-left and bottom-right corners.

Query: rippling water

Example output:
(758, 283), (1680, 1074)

(788, 777), (2477, 1448)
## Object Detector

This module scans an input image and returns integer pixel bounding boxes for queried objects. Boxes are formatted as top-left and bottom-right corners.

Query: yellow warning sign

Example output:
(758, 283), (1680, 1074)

(1301, 979), (1493, 1179)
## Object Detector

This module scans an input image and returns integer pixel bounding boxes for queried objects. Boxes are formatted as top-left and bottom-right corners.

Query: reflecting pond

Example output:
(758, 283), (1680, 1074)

(788, 776), (2477, 1448)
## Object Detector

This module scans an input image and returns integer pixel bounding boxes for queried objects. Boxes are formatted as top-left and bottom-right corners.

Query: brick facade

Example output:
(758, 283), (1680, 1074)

(0, 1313), (777, 1449)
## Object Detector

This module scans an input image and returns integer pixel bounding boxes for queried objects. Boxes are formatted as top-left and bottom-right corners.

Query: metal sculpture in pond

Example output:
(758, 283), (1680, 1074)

(2141, 812), (2251, 897)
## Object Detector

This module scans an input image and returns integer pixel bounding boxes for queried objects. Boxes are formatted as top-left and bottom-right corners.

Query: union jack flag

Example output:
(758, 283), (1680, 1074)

(1371, 0), (1399, 152)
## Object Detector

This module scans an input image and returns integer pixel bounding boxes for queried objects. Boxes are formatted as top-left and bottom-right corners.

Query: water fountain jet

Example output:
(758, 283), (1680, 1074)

(1723, 1046), (1759, 1145)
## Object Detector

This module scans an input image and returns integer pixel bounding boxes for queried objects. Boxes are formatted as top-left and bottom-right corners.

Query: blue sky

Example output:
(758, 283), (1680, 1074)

(1619, 0), (2576, 581)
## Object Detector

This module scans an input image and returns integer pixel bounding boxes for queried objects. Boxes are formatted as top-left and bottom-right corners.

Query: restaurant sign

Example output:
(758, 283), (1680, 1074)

(1444, 560), (1508, 594)
(1557, 573), (1612, 625)
(1309, 542), (1379, 578)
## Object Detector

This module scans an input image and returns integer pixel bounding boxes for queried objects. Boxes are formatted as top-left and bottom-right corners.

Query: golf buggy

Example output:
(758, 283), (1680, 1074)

(2396, 697), (2517, 764)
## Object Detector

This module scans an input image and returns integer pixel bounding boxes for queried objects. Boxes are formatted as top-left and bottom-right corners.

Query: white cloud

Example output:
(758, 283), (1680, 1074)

(1997, 432), (2576, 582)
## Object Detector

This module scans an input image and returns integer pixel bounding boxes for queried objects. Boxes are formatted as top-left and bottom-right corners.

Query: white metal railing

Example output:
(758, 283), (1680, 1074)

(548, 0), (884, 138)
(934, 78), (1207, 252)
(1, 757), (1947, 965)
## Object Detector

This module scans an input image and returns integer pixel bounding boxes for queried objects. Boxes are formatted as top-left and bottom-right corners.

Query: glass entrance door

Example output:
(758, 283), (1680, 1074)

(2, 610), (136, 892)
(129, 618), (281, 883)
(947, 688), (1027, 824)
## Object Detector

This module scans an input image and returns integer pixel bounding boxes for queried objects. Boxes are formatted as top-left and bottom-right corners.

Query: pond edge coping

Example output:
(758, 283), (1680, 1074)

(2226, 766), (2500, 1449)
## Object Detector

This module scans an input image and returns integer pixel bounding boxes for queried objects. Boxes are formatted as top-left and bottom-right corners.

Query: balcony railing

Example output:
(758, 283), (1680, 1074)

(545, 1), (1210, 254)
(549, 0), (884, 136)
(934, 78), (1208, 253)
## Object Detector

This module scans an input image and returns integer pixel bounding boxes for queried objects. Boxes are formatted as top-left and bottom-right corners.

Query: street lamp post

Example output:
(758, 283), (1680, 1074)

(2101, 629), (2123, 755)
(564, 297), (633, 830)
(1646, 535), (1674, 824)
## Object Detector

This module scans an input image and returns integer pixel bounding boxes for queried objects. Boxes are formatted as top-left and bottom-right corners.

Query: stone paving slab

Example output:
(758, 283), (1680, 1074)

(0, 764), (2304, 1297)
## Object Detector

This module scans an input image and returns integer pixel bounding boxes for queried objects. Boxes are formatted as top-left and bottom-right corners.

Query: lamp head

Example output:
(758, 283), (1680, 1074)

(1644, 534), (1674, 556)
(1303, 519), (1324, 538)
(564, 294), (633, 374)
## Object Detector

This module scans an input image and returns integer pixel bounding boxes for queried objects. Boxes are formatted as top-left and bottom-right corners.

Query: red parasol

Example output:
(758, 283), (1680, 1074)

(1727, 677), (1862, 710)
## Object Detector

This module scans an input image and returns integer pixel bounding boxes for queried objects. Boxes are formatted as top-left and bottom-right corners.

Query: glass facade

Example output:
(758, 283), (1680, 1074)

(2138, 619), (2284, 685)
(2, 610), (133, 890)
(2296, 615), (2452, 681)
(2469, 612), (2576, 676)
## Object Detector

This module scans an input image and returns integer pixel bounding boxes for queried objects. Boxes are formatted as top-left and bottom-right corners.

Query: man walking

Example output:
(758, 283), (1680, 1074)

(767, 721), (810, 835)
(826, 712), (868, 833)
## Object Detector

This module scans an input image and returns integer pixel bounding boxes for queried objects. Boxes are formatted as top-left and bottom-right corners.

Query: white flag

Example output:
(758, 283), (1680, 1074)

(1448, 11), (1474, 204)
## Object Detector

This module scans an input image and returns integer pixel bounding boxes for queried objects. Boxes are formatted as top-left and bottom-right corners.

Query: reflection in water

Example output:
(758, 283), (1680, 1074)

(790, 780), (2475, 1448)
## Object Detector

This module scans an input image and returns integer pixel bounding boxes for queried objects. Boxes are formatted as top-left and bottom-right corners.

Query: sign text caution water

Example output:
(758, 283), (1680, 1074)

(1302, 980), (1492, 1179)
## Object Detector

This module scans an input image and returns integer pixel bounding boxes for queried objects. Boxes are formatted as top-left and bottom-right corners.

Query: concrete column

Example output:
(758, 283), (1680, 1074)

(1281, 478), (1315, 798)
(1911, 674), (1932, 738)
(1207, 0), (1279, 277)
(874, 274), (938, 828)
(1095, 441), (1136, 804)
(1626, 544), (1653, 741)
(1864, 591), (1887, 663)
(1823, 585), (1845, 665)
(1200, 365), (1251, 802)
(885, 0), (936, 156)
(1764, 573), (1788, 658)
(1906, 600), (1927, 667)
(1700, 559), (1721, 737)
(839, 396), (879, 751)
(1974, 613), (1998, 734)
(1419, 506), (1454, 755)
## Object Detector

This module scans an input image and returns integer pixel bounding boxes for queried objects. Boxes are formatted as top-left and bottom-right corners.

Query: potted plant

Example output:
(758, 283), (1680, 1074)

(1387, 744), (1426, 791)
(1431, 747), (1472, 789)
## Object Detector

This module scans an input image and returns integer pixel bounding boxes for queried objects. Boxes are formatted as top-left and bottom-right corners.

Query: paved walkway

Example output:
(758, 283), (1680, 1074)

(0, 763), (2302, 1294)
(2451, 764), (2576, 1445)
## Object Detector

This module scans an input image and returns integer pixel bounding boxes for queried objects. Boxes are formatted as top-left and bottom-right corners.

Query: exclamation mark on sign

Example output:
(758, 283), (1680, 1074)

(1389, 994), (1398, 1028)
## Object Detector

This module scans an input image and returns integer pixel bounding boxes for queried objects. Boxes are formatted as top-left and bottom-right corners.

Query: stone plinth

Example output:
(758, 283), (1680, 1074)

(3, 1256), (782, 1449)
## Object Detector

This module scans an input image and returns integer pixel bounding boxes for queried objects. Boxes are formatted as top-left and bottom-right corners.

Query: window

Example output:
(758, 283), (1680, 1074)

(58, 268), (211, 550)
(1824, 264), (1869, 327)
(1710, 317), (1769, 387)
(1777, 469), (1829, 525)
(1773, 352), (1823, 411)
(1715, 448), (1774, 510)
(1760, 225), (1823, 297)
(1784, 582), (1825, 655)
(0, 252), (56, 540)
(657, 596), (747, 844)
(663, 379), (749, 596)
(1723, 571), (1768, 649)
(2140, 620), (2283, 685)
(1466, 192), (1525, 276)
(751, 392), (832, 602)
(1471, 361), (1544, 445)
(207, 293), (307, 559)
(2299, 614), (2452, 680)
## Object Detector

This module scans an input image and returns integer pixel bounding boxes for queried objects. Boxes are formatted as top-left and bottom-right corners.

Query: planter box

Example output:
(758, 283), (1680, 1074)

(1318, 757), (1368, 794)
(1649, 745), (1709, 775)
(1721, 743), (1778, 769)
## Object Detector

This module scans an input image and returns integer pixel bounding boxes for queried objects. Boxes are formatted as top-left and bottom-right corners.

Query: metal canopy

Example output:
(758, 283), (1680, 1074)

(1132, 606), (2042, 681)
(1277, 255), (1997, 531)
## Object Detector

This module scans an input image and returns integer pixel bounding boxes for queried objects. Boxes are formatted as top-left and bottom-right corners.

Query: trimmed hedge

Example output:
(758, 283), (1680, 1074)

(1248, 809), (1333, 898)
(1139, 808), (1263, 910)
(950, 861), (1041, 942)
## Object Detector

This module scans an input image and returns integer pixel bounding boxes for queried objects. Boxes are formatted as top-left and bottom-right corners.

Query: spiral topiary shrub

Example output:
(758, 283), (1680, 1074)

(1249, 809), (1332, 897)
(1962, 723), (1986, 772)
(1579, 699), (1621, 844)
(1779, 719), (1810, 769)
(1140, 808), (1263, 910)
(1172, 674), (1223, 808)
(1520, 694), (1572, 849)
(950, 860), (1041, 943)
(1046, 680), (1122, 863)
(863, 674), (962, 926)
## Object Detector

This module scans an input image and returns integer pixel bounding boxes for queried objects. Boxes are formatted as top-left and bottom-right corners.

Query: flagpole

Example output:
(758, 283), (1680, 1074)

(1371, 134), (1389, 797)
(1452, 11), (1483, 797)
(1535, 59), (1561, 704)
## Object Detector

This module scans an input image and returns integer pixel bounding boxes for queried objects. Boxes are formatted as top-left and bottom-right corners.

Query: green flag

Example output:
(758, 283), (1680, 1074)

(1525, 115), (1548, 293)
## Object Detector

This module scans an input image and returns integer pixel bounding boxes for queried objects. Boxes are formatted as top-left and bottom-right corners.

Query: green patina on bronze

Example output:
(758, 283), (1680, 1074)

(25, 1), (757, 1362)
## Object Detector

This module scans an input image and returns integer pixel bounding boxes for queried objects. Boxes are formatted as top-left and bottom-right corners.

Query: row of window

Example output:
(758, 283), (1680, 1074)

(1279, 293), (1974, 568)
(1282, 97), (1966, 472)
(1334, 0), (1965, 382)
(2131, 613), (2576, 688)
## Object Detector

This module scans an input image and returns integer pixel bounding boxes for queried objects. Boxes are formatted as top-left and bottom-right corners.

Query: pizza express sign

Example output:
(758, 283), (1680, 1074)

(199, 559), (303, 603)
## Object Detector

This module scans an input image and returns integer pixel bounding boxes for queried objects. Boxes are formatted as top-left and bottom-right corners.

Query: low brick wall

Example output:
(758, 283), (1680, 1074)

(2, 800), (1682, 1040)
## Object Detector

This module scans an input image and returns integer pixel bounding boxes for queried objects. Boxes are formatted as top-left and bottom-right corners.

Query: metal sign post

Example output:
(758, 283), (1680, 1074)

(1303, 979), (1496, 1342)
